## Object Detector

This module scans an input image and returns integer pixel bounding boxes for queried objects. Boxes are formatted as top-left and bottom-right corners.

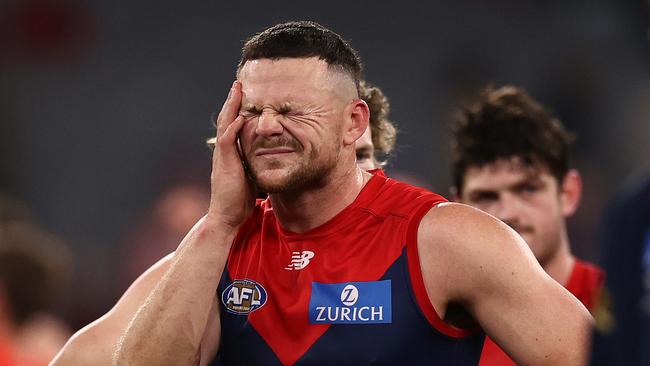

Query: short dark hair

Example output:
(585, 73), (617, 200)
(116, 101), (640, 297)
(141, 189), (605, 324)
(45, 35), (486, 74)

(207, 21), (363, 148)
(451, 85), (575, 193)
(238, 21), (363, 90)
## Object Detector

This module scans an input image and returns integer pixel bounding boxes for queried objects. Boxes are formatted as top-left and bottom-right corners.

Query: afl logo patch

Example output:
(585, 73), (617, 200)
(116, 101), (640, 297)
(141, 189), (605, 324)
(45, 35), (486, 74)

(221, 279), (267, 315)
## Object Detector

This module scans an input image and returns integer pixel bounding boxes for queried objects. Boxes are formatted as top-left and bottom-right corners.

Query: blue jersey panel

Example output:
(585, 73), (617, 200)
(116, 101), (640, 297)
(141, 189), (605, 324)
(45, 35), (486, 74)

(213, 249), (484, 365)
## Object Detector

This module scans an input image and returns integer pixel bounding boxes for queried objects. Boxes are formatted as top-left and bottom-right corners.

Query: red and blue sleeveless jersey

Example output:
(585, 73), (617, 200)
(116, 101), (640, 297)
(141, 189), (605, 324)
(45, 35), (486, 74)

(214, 171), (484, 365)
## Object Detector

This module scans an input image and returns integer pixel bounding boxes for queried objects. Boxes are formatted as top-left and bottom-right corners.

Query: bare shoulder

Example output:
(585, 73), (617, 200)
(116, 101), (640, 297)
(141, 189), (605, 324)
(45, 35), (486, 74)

(416, 202), (540, 301)
(419, 202), (520, 247)
(50, 253), (174, 365)
(417, 203), (592, 364)
(418, 202), (532, 258)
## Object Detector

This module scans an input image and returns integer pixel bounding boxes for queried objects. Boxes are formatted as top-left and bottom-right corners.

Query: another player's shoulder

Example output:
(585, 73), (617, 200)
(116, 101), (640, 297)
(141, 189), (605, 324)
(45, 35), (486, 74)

(568, 258), (605, 309)
(573, 258), (605, 278)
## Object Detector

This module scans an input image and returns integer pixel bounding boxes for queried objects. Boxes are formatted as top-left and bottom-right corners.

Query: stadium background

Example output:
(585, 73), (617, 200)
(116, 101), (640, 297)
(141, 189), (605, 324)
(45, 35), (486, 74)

(1, 0), (648, 331)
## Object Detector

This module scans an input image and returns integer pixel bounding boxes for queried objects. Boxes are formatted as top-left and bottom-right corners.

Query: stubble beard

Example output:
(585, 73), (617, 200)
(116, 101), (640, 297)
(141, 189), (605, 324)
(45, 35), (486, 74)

(244, 149), (340, 194)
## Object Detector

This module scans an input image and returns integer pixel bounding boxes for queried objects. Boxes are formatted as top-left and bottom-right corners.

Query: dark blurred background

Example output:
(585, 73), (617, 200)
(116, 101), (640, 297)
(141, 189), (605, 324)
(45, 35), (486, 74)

(1, 0), (648, 332)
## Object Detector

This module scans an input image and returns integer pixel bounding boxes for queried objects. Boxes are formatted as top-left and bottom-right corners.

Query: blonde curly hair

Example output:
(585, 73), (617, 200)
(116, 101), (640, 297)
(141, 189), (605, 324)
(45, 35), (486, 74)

(358, 80), (397, 165)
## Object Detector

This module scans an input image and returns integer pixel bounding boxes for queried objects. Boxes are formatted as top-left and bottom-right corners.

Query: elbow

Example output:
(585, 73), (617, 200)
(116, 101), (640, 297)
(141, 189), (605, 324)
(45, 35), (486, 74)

(50, 327), (117, 366)
(49, 335), (100, 366)
(113, 336), (201, 366)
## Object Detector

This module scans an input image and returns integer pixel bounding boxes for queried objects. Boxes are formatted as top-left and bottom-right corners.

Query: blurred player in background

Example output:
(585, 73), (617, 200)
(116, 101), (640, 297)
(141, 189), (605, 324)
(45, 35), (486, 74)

(450, 85), (605, 366)
(0, 195), (71, 366)
(355, 80), (397, 171)
(53, 22), (592, 366)
(591, 170), (650, 366)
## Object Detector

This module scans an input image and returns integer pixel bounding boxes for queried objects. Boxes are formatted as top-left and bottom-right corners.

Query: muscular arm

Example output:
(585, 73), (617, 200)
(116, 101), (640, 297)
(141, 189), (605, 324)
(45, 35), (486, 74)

(419, 202), (592, 365)
(53, 81), (252, 366)
(51, 232), (224, 366)
(112, 81), (252, 365)
(112, 218), (234, 365)
(51, 227), (226, 366)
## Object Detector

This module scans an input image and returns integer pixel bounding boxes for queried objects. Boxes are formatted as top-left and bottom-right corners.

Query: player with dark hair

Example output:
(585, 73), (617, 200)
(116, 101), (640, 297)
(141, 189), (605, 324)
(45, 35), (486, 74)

(450, 85), (605, 366)
(54, 22), (591, 366)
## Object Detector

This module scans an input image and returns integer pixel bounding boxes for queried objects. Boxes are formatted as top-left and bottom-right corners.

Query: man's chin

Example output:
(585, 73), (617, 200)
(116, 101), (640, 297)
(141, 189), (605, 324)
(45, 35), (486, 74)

(251, 169), (293, 193)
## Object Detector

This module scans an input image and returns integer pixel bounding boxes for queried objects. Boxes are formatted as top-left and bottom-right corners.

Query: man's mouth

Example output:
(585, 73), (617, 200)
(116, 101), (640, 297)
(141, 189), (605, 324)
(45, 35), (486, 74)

(255, 147), (296, 156)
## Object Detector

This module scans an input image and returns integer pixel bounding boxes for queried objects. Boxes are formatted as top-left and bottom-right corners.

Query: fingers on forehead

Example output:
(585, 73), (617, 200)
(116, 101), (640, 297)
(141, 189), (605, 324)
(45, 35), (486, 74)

(216, 81), (243, 134)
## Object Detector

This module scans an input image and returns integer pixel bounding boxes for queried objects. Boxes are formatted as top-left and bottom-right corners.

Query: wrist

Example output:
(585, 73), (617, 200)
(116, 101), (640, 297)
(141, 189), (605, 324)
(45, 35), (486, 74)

(205, 204), (252, 230)
(197, 214), (241, 242)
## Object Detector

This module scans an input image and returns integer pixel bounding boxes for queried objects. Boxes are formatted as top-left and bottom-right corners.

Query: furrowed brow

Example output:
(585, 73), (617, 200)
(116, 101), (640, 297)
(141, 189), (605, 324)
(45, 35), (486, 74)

(241, 103), (261, 113)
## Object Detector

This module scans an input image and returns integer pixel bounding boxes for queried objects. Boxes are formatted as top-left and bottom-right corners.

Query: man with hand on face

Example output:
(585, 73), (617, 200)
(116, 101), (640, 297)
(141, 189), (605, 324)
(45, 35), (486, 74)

(52, 22), (592, 366)
(450, 85), (605, 366)
(355, 80), (396, 171)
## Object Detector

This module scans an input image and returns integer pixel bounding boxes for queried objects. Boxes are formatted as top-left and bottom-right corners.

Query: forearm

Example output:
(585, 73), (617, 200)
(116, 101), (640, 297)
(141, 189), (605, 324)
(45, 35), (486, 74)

(113, 217), (236, 365)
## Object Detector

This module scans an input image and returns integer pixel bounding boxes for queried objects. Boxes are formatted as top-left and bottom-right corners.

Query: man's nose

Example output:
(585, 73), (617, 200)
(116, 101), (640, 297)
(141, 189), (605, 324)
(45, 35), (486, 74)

(492, 194), (522, 227)
(255, 111), (284, 137)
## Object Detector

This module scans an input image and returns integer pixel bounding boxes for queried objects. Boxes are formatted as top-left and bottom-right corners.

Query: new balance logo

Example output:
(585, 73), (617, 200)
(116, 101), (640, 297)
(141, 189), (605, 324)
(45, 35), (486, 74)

(284, 251), (315, 270)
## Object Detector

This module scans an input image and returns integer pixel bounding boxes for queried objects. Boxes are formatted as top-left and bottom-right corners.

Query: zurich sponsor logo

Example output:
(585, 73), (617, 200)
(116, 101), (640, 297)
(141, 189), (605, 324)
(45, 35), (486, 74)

(309, 280), (392, 324)
(221, 279), (267, 315)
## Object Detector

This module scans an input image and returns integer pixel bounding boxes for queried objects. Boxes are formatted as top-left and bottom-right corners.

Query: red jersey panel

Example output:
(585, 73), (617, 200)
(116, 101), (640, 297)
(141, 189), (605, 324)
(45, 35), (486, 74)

(479, 258), (605, 366)
(216, 171), (484, 366)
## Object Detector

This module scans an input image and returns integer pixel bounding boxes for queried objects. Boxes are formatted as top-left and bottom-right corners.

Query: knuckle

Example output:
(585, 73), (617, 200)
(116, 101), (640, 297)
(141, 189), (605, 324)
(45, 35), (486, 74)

(216, 135), (228, 146)
(215, 114), (225, 127)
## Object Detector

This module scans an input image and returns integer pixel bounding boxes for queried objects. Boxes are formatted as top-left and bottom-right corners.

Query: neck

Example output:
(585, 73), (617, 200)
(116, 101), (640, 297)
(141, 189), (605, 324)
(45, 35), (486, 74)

(270, 164), (370, 233)
(541, 230), (575, 286)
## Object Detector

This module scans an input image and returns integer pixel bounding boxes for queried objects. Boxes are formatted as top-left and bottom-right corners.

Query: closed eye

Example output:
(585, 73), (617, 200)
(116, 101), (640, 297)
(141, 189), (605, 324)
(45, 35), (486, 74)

(279, 105), (307, 117)
(239, 107), (260, 122)
(240, 104), (262, 115)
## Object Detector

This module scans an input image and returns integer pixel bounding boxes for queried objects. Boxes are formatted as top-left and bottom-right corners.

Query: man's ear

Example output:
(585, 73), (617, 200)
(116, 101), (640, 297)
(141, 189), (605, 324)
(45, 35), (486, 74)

(560, 169), (582, 217)
(342, 99), (369, 146)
